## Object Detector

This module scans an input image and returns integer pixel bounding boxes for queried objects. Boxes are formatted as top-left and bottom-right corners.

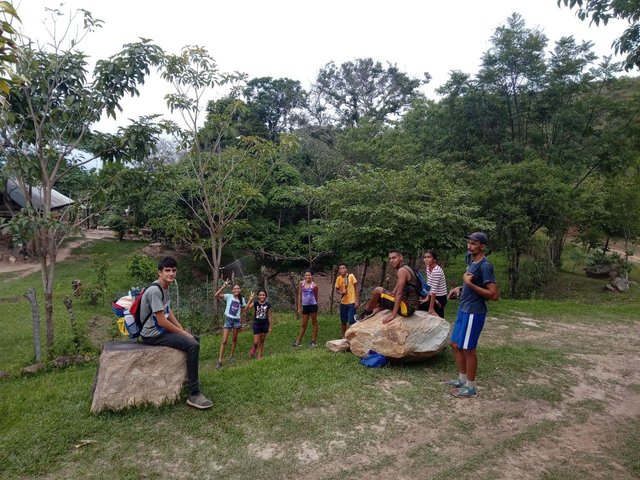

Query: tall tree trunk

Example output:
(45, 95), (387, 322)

(24, 288), (42, 362)
(63, 296), (80, 353)
(260, 265), (268, 290)
(379, 261), (387, 289)
(329, 265), (338, 314)
(39, 228), (57, 355)
(507, 249), (521, 299)
(288, 272), (298, 318)
(212, 236), (222, 321)
(307, 203), (312, 267)
(360, 260), (369, 296)
(624, 235), (629, 265)
(548, 228), (565, 269)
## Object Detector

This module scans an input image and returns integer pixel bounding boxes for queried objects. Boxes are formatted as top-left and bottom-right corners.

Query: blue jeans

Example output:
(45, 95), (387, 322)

(142, 332), (201, 395)
(223, 315), (242, 329)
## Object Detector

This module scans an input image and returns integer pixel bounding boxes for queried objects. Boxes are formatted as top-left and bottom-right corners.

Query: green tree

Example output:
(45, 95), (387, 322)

(0, 9), (163, 354)
(243, 77), (306, 140)
(481, 160), (571, 297)
(160, 46), (298, 310)
(200, 96), (269, 149)
(576, 165), (640, 262)
(314, 58), (427, 127)
(91, 161), (181, 239)
(407, 14), (639, 272)
(476, 12), (548, 162)
(286, 126), (343, 185)
(318, 162), (487, 265)
(174, 138), (298, 297)
(558, 0), (640, 70)
(0, 0), (21, 105)
(336, 118), (412, 170)
(402, 84), (495, 166)
(232, 162), (318, 266)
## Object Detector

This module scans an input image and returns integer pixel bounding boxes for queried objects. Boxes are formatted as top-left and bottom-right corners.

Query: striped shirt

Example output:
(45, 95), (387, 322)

(426, 264), (447, 296)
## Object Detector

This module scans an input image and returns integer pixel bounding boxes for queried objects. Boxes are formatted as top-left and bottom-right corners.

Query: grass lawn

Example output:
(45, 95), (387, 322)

(1, 239), (639, 479)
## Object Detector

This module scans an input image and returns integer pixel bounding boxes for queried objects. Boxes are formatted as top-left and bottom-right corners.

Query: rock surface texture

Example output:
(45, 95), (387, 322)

(345, 310), (449, 361)
(91, 341), (187, 414)
(325, 339), (350, 352)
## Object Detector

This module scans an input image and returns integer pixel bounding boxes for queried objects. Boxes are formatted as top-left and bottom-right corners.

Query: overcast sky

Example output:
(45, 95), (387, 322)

(15, 0), (633, 133)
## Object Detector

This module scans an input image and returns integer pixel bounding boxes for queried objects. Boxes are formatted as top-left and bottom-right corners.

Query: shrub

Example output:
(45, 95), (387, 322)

(515, 237), (557, 298)
(105, 214), (128, 241)
(127, 253), (157, 285)
(82, 254), (109, 305)
(586, 250), (631, 277)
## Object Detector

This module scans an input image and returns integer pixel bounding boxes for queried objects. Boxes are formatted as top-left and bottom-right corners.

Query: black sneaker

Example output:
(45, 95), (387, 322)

(308, 341), (317, 348)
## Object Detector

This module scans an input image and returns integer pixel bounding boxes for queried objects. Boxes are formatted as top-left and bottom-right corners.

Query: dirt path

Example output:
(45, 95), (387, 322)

(608, 239), (640, 265)
(0, 229), (115, 277)
(304, 316), (640, 479)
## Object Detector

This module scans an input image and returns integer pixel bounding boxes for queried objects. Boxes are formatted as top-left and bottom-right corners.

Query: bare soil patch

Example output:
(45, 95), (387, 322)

(298, 318), (640, 479)
(0, 229), (116, 278)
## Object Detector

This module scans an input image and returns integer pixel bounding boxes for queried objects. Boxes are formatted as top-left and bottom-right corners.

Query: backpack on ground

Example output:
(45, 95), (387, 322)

(124, 283), (162, 339)
(360, 350), (389, 368)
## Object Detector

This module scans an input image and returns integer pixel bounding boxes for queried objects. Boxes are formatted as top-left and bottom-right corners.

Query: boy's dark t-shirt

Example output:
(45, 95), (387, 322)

(459, 257), (496, 314)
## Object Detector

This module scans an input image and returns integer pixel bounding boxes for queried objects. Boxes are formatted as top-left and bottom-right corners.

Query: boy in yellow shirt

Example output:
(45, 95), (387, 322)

(335, 263), (360, 338)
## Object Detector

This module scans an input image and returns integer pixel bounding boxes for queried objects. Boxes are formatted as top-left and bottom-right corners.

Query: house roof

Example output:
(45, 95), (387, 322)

(6, 178), (74, 210)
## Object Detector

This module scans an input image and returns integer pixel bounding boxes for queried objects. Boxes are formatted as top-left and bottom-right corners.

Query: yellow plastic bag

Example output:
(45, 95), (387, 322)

(117, 317), (128, 337)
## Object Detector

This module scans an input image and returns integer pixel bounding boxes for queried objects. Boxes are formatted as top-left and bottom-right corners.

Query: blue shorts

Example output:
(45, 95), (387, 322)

(450, 311), (486, 350)
(223, 315), (242, 329)
(340, 303), (356, 324)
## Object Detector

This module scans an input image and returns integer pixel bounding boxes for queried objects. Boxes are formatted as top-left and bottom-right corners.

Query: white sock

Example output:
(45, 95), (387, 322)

(466, 380), (476, 388)
(459, 373), (468, 383)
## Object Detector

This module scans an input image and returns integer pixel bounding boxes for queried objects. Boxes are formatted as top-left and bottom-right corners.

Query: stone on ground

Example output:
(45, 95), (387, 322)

(21, 363), (45, 375)
(326, 339), (350, 352)
(91, 341), (187, 414)
(345, 310), (449, 361)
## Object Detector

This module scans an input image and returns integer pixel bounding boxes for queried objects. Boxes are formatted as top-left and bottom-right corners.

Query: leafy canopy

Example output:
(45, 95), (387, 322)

(558, 0), (640, 70)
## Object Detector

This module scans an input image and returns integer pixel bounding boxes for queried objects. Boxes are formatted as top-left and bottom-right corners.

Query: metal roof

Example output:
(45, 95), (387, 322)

(6, 178), (74, 210)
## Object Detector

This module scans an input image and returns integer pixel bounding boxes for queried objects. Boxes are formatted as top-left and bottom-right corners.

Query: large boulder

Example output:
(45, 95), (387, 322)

(90, 341), (187, 414)
(345, 310), (449, 361)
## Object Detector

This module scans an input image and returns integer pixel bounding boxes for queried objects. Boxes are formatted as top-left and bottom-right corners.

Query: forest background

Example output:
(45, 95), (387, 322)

(1, 3), (640, 478)
(0, 1), (639, 354)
